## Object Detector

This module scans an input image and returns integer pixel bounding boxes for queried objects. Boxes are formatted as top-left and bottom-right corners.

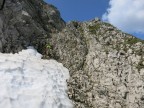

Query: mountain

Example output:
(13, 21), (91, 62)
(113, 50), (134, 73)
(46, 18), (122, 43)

(0, 0), (144, 108)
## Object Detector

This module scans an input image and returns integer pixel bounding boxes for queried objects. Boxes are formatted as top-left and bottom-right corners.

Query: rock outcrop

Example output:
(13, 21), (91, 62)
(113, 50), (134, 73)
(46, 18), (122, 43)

(49, 20), (144, 108)
(0, 0), (144, 108)
(0, 0), (5, 10)
(0, 0), (65, 53)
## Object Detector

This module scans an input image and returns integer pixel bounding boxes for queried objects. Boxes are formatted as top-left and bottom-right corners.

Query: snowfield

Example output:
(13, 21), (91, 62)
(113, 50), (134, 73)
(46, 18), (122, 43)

(0, 47), (73, 108)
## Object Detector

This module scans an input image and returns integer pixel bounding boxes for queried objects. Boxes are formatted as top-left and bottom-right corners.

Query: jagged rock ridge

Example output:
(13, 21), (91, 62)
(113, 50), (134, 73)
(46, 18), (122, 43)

(0, 0), (144, 108)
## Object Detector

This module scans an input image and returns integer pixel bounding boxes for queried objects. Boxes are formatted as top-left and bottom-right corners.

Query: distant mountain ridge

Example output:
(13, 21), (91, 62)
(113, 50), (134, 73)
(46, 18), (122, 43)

(0, 0), (144, 108)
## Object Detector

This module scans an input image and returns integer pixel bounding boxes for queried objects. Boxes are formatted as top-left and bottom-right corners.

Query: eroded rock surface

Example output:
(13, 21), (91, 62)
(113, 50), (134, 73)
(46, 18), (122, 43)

(49, 20), (144, 108)
(0, 0), (65, 53)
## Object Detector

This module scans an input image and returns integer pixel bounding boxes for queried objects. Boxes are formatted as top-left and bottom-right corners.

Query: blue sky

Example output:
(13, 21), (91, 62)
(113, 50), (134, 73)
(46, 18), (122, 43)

(45, 0), (108, 22)
(45, 0), (144, 40)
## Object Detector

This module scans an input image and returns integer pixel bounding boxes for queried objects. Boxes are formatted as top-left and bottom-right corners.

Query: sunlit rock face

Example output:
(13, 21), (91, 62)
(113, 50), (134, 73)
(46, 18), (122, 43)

(50, 20), (144, 108)
(0, 47), (73, 108)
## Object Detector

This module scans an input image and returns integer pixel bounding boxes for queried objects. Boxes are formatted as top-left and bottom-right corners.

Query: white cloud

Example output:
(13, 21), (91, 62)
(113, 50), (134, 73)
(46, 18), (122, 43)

(103, 0), (144, 33)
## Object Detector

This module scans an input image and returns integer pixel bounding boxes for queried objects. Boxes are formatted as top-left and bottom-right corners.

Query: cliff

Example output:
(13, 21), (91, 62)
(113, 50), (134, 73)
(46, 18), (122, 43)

(0, 0), (65, 53)
(0, 0), (144, 108)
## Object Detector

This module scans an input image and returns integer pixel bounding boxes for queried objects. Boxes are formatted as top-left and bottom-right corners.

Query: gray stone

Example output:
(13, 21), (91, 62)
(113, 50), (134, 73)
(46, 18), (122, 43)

(0, 0), (65, 53)
(49, 20), (144, 108)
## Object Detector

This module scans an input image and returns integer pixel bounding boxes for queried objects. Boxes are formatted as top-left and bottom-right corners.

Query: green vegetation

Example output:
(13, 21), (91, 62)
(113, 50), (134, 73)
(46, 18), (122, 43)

(78, 26), (84, 35)
(136, 59), (144, 71)
(71, 21), (79, 28)
(136, 49), (143, 56)
(88, 24), (100, 34)
(103, 22), (113, 27)
(104, 48), (109, 54)
(71, 21), (84, 35)
(46, 43), (52, 49)
(124, 37), (144, 45)
(114, 44), (121, 51)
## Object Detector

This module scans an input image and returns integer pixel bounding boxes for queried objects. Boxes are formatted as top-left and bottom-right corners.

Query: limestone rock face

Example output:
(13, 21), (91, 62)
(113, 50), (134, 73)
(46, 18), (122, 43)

(0, 0), (65, 53)
(49, 20), (144, 108)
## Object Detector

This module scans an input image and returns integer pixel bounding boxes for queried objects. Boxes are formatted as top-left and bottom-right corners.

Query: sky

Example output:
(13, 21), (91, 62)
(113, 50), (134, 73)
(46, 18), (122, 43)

(45, 0), (144, 40)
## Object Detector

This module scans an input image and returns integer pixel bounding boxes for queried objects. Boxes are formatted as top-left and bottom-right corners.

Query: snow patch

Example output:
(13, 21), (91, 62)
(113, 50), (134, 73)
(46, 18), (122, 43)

(0, 47), (73, 108)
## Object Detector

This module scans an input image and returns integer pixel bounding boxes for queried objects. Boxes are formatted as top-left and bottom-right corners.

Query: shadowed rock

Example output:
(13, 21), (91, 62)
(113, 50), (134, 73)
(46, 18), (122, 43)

(0, 0), (65, 53)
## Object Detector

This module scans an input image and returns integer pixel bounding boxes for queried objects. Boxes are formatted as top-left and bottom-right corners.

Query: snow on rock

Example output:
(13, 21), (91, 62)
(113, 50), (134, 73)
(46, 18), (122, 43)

(0, 47), (73, 108)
